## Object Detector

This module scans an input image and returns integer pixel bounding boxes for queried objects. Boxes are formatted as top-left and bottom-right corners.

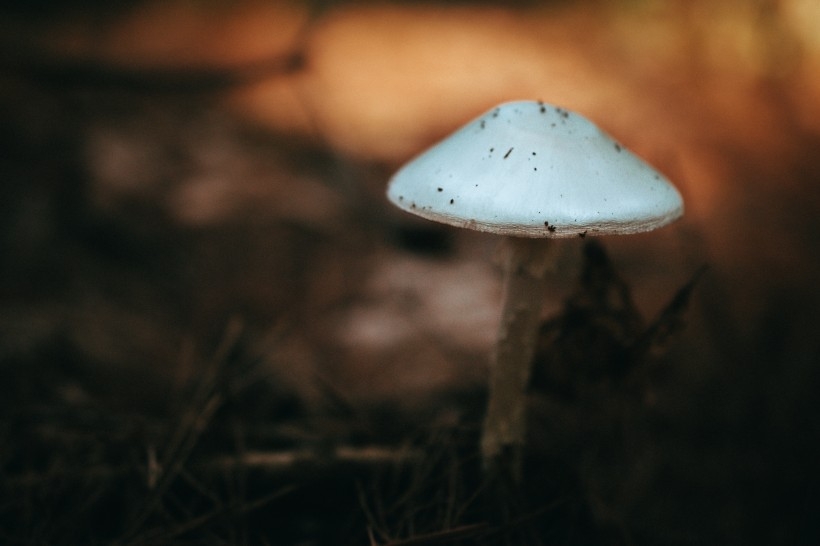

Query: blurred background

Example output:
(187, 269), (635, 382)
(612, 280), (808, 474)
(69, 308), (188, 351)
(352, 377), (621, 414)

(1, 0), (819, 544)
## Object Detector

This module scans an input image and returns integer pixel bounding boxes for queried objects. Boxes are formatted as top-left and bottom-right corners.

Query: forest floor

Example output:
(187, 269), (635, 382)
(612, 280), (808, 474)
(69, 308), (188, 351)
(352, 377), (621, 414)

(1, 1), (820, 544)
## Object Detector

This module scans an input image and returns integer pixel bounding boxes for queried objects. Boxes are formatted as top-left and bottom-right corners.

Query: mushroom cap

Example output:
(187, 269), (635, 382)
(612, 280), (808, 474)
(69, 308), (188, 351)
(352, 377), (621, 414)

(386, 100), (683, 238)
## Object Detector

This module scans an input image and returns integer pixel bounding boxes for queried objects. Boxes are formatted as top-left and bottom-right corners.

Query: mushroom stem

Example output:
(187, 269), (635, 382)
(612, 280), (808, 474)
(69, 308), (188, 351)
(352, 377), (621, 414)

(481, 236), (553, 480)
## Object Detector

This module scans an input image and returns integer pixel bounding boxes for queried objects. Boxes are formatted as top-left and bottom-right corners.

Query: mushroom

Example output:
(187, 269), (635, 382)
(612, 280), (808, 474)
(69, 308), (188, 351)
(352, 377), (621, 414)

(385, 100), (683, 479)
